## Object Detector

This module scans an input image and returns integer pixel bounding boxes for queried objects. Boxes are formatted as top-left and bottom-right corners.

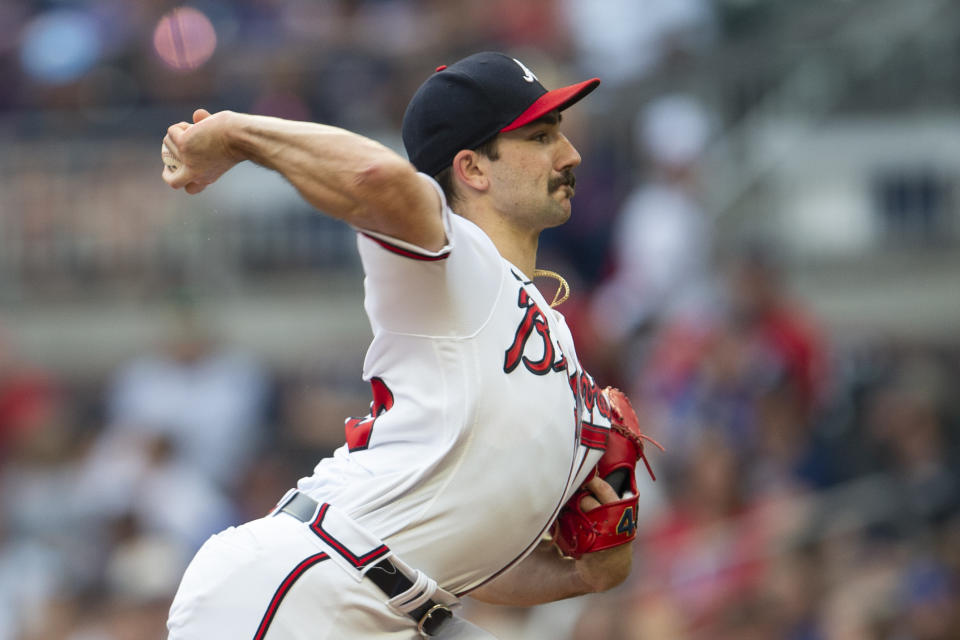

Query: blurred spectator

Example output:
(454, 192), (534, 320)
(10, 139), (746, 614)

(765, 542), (828, 640)
(483, 0), (570, 56)
(725, 246), (828, 419)
(643, 323), (758, 465)
(0, 325), (59, 466)
(717, 245), (833, 495)
(102, 300), (269, 490)
(538, 99), (632, 288)
(634, 432), (771, 635)
(73, 301), (268, 554)
(589, 94), (718, 389)
(0, 326), (86, 639)
(0, 531), (65, 640)
(896, 556), (960, 640)
(751, 369), (840, 495)
(77, 427), (237, 552)
(562, 0), (715, 86)
(865, 356), (960, 529)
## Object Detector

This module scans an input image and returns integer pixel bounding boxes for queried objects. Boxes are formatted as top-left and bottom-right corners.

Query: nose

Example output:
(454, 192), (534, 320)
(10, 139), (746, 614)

(556, 133), (581, 171)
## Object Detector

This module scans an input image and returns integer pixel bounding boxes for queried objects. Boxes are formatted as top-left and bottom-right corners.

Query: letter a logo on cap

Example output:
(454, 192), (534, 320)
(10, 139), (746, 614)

(513, 58), (538, 83)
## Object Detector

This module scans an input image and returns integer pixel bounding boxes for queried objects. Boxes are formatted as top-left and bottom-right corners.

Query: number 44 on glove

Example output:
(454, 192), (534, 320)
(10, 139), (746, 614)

(551, 387), (664, 560)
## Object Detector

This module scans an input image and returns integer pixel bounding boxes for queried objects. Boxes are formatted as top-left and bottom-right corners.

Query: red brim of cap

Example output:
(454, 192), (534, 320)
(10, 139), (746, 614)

(501, 78), (600, 132)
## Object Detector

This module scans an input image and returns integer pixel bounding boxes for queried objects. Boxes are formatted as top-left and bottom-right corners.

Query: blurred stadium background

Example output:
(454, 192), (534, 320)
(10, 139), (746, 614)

(1, 1), (959, 638)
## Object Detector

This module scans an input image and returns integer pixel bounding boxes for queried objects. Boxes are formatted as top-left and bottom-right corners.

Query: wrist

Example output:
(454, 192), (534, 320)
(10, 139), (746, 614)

(219, 111), (249, 163)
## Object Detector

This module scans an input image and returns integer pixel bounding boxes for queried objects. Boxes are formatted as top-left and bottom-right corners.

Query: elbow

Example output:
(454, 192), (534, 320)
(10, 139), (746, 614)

(350, 155), (422, 224)
(353, 155), (419, 202)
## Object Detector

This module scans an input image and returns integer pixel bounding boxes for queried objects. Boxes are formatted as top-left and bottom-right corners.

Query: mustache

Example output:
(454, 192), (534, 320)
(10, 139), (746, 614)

(549, 171), (576, 192)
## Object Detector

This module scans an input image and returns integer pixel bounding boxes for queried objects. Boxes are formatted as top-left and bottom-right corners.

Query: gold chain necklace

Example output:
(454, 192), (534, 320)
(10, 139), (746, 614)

(533, 269), (570, 308)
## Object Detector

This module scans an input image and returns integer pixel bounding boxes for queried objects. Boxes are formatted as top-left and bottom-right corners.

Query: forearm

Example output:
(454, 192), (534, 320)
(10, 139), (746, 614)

(164, 110), (444, 249)
(468, 540), (632, 606)
(227, 115), (406, 223)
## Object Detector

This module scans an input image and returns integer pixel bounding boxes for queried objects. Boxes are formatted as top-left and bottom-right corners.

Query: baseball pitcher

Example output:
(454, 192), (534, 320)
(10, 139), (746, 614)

(162, 52), (658, 639)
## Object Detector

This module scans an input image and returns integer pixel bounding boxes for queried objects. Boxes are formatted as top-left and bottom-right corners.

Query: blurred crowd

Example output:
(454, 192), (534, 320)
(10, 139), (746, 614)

(2, 259), (959, 639)
(0, 0), (719, 296)
(1, 1), (959, 639)
(0, 0), (716, 129)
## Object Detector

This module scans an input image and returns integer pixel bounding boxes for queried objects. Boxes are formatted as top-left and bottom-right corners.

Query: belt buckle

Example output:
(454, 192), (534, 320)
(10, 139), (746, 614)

(416, 603), (452, 637)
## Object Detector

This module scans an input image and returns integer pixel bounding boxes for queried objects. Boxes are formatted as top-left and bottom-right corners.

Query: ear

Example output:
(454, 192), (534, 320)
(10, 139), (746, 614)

(451, 149), (490, 194)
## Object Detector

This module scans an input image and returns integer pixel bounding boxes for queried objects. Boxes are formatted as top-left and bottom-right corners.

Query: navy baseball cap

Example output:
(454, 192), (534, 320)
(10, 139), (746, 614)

(402, 52), (600, 177)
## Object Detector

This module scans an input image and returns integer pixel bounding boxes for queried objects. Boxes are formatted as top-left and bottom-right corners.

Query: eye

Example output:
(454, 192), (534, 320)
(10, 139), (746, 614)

(532, 132), (549, 143)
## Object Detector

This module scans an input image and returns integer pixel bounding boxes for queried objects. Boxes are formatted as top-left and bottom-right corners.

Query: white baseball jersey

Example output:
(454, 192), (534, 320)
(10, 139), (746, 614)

(167, 175), (617, 639)
(297, 175), (614, 596)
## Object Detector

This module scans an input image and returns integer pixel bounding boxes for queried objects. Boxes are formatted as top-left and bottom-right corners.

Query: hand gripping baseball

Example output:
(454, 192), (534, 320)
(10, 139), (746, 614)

(162, 109), (242, 194)
(552, 387), (663, 560)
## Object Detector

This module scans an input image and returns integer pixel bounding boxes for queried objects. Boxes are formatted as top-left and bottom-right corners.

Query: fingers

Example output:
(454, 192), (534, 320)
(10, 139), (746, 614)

(162, 111), (220, 192)
(166, 122), (189, 150)
(161, 145), (188, 189)
(162, 121), (193, 189)
(579, 495), (601, 512)
(586, 477), (620, 504)
(579, 477), (620, 512)
(160, 145), (183, 187)
(162, 168), (189, 190)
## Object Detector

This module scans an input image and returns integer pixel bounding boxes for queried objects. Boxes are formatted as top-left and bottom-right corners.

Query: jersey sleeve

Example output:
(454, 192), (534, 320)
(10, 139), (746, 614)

(354, 173), (503, 338)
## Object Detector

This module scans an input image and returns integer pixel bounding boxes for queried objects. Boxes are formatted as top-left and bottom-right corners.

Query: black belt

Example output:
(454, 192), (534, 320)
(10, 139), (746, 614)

(277, 492), (453, 637)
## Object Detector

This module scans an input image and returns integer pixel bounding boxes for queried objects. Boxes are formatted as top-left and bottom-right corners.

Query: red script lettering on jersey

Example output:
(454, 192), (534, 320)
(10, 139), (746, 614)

(344, 377), (394, 451)
(503, 288), (567, 375)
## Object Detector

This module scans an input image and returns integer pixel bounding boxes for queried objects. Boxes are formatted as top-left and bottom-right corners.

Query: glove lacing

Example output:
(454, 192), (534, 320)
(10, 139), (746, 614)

(613, 426), (665, 481)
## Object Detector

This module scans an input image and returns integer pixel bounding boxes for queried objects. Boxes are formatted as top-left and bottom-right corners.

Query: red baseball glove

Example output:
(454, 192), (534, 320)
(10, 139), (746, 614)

(552, 387), (662, 560)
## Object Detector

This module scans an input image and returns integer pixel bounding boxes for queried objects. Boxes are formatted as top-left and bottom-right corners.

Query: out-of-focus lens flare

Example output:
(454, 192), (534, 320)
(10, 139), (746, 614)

(152, 6), (217, 72)
(20, 9), (101, 84)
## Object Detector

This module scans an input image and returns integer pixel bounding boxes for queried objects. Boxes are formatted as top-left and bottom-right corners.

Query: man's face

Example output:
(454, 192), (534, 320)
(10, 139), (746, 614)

(481, 111), (582, 232)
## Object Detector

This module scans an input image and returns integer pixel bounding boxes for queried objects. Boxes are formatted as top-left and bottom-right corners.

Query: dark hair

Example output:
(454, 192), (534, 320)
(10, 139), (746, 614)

(433, 136), (501, 209)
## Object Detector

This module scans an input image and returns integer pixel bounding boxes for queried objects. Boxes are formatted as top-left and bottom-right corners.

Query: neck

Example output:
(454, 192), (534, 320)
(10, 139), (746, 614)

(456, 203), (539, 277)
